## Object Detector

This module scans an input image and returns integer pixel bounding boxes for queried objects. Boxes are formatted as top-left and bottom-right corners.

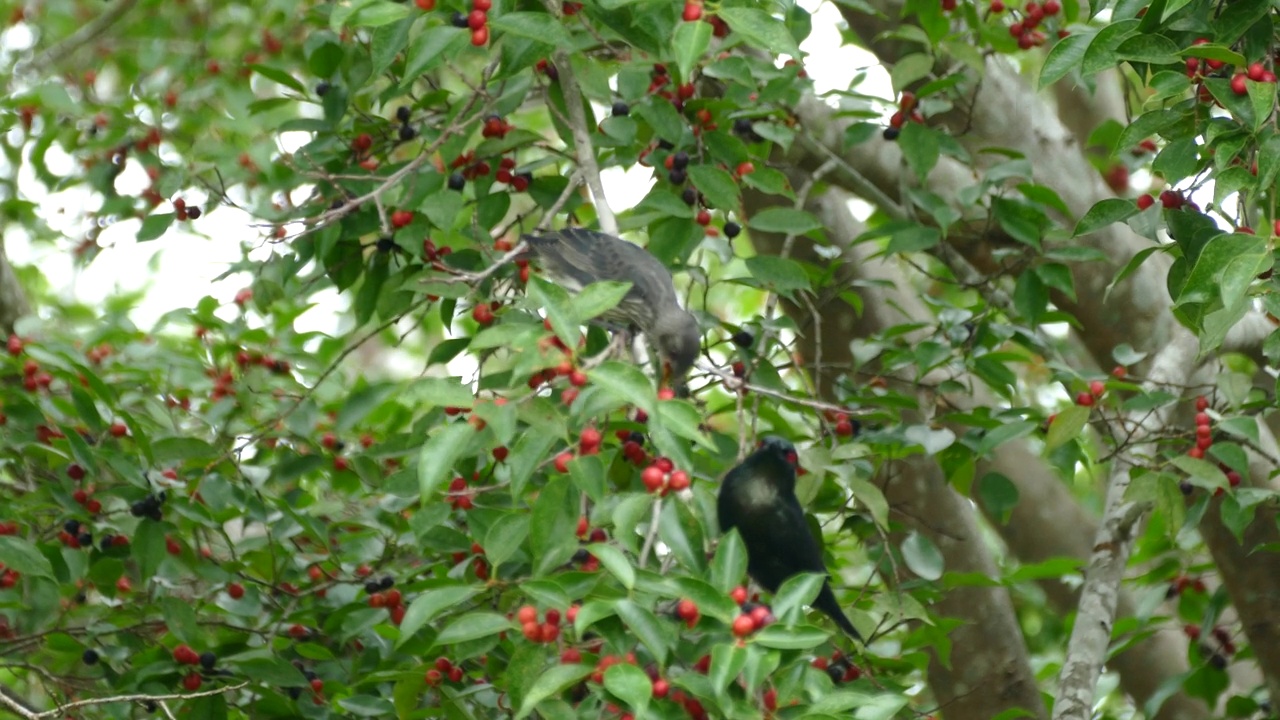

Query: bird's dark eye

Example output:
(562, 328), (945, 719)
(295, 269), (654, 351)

(786, 451), (798, 465)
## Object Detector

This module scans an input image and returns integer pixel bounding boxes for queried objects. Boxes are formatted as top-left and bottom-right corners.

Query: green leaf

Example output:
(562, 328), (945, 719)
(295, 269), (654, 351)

(433, 612), (514, 645)
(604, 663), (653, 714)
(672, 20), (712, 85)
(711, 529), (748, 592)
(658, 499), (706, 573)
(588, 361), (657, 415)
(710, 642), (748, 697)
(569, 280), (633, 323)
(531, 476), (579, 576)
(1040, 29), (1096, 88)
(899, 122), (941, 180)
(485, 514), (531, 572)
(137, 213), (175, 242)
(1114, 33), (1180, 64)
(746, 207), (821, 234)
(1045, 405), (1090, 451)
(977, 472), (1020, 524)
(398, 585), (483, 647)
(744, 255), (810, 293)
(337, 696), (397, 717)
(587, 542), (636, 590)
(1255, 133), (1280, 190)
(227, 654), (305, 686)
(0, 536), (53, 579)
(753, 624), (830, 649)
(717, 7), (802, 58)
(771, 573), (824, 623)
(160, 597), (200, 645)
(418, 422), (478, 502)
(514, 664), (593, 719)
(527, 276), (581, 350)
(614, 599), (671, 664)
(687, 164), (741, 212)
(347, 0), (411, 28)
(489, 12), (573, 46)
(901, 531), (944, 581)
(404, 26), (468, 81)
(1073, 198), (1137, 236)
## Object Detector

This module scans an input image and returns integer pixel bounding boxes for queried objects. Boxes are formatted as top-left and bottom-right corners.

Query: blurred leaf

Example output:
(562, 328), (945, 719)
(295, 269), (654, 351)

(0, 536), (53, 579)
(418, 422), (478, 502)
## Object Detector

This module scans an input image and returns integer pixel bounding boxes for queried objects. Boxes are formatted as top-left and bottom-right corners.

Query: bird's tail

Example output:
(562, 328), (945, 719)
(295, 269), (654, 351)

(816, 584), (863, 642)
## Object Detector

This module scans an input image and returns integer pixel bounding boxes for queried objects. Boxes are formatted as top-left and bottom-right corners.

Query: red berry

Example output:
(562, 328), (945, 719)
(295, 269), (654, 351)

(641, 466), (666, 492)
(416, 0), (436, 8)
(182, 672), (202, 691)
(736, 162), (755, 176)
(289, 624), (308, 638)
(695, 209), (711, 226)
(73, 489), (88, 505)
(1136, 194), (1154, 210)
(657, 387), (676, 400)
(1248, 62), (1266, 81)
(521, 621), (541, 641)
(561, 387), (579, 405)
(228, 582), (245, 599)
(109, 422), (128, 438)
(1089, 380), (1105, 396)
(730, 586), (748, 605)
(385, 589), (403, 607)
(554, 451), (573, 473)
(1195, 396), (1209, 411)
(561, 648), (582, 663)
(1226, 471), (1241, 487)
(391, 210), (413, 228)
(517, 605), (538, 624)
(492, 446), (508, 462)
(472, 304), (495, 325)
(470, 26), (489, 45)
(540, 622), (560, 642)
(425, 669), (442, 685)
(731, 614), (756, 637)
(569, 370), (588, 387)
(467, 9), (487, 29)
(1075, 392), (1095, 407)
(473, 0), (492, 9)
(1231, 73), (1248, 95)
(668, 470), (690, 491)
(1183, 623), (1201, 639)
(1042, 0), (1060, 12)
(682, 2), (702, 21)
(653, 678), (670, 698)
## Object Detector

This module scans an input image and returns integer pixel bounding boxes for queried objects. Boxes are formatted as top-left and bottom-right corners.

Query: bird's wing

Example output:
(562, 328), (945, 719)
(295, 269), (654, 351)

(526, 228), (678, 310)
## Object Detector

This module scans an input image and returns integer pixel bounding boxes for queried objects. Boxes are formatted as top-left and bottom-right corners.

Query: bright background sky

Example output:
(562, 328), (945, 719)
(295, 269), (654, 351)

(4, 1), (884, 335)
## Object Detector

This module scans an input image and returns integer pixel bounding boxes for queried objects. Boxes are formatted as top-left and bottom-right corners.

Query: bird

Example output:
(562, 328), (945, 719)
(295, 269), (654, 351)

(520, 227), (701, 383)
(717, 436), (862, 641)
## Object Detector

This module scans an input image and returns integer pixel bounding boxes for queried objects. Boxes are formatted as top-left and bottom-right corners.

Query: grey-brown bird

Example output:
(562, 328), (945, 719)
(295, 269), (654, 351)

(521, 227), (700, 382)
(717, 436), (862, 641)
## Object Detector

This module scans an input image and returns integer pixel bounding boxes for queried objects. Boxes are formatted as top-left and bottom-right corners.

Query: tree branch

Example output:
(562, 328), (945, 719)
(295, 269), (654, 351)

(0, 681), (247, 720)
(1052, 329), (1199, 720)
(539, 0), (616, 235)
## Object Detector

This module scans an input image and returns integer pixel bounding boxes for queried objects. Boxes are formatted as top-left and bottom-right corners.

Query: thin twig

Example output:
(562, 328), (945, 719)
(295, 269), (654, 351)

(0, 681), (247, 720)
(638, 497), (663, 567)
(538, 1), (616, 235)
(19, 0), (140, 76)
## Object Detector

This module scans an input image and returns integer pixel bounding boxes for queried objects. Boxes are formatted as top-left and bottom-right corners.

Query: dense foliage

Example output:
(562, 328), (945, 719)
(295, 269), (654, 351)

(1, 0), (1279, 718)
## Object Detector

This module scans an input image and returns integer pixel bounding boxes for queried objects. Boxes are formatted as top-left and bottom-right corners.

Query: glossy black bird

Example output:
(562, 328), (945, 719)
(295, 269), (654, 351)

(521, 227), (700, 382)
(717, 436), (861, 641)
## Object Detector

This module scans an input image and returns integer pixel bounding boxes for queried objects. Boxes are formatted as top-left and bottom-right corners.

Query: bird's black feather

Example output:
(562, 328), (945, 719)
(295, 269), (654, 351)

(717, 437), (861, 641)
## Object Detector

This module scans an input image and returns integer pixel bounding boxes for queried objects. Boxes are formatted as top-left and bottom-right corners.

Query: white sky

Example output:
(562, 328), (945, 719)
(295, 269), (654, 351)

(6, 1), (883, 334)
